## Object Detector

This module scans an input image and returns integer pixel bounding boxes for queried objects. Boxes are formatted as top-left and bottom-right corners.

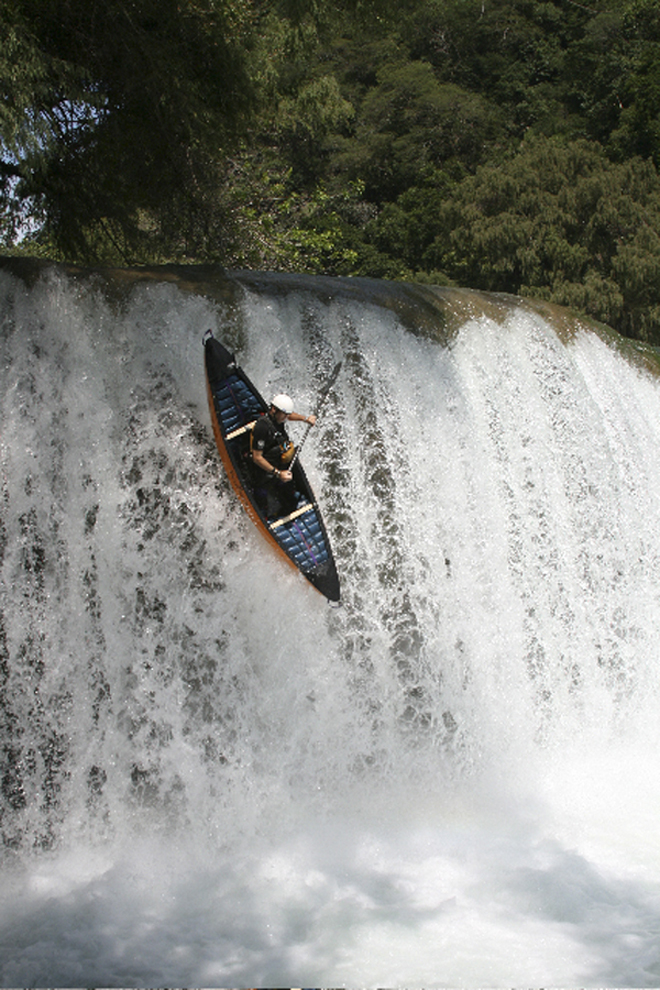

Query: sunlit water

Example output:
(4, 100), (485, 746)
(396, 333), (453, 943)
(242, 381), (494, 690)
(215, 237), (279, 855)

(1, 264), (660, 986)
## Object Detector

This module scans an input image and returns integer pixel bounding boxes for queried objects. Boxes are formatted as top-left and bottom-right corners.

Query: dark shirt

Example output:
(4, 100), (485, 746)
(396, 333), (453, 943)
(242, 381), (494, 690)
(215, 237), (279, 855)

(251, 413), (290, 472)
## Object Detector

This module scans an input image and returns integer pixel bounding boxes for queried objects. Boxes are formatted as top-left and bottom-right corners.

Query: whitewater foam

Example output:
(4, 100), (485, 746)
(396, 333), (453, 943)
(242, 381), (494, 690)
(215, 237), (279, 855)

(1, 264), (660, 985)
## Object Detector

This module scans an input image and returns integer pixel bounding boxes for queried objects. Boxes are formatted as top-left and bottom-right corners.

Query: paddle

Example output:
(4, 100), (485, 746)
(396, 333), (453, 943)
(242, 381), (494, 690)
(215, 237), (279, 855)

(290, 360), (342, 468)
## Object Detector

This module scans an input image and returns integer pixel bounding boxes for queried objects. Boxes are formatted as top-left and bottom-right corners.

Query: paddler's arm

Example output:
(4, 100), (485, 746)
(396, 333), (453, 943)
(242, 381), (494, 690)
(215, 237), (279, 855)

(251, 448), (293, 484)
(288, 412), (316, 425)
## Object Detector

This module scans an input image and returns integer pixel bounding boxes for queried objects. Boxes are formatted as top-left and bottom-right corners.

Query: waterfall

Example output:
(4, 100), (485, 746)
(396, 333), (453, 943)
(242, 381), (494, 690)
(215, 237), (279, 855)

(1, 261), (660, 986)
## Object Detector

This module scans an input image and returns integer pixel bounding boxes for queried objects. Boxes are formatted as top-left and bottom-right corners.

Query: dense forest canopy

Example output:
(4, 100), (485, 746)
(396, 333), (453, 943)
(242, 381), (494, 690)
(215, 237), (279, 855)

(2, 0), (660, 343)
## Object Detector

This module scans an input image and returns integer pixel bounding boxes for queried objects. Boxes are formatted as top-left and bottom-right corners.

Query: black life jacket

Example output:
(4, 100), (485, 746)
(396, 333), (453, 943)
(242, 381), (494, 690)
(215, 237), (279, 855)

(250, 413), (295, 470)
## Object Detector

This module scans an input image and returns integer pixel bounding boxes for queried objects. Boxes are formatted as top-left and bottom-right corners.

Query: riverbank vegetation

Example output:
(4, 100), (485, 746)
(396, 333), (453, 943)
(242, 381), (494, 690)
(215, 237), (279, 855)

(2, 0), (660, 343)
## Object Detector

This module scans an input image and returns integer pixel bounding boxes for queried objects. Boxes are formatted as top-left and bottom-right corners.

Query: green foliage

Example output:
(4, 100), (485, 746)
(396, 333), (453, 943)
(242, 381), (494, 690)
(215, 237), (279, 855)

(562, 8), (630, 143)
(334, 61), (498, 201)
(276, 75), (355, 184)
(1, 0), (263, 259)
(404, 0), (581, 132)
(424, 135), (660, 341)
(368, 176), (458, 272)
(4, 0), (660, 342)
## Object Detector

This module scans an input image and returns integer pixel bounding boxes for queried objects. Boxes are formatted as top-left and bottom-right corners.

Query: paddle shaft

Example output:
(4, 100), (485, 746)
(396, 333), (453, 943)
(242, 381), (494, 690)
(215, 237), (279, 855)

(290, 360), (342, 468)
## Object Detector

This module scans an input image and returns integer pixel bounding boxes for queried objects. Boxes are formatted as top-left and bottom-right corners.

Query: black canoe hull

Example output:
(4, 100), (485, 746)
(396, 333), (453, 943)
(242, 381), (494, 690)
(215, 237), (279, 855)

(204, 332), (340, 602)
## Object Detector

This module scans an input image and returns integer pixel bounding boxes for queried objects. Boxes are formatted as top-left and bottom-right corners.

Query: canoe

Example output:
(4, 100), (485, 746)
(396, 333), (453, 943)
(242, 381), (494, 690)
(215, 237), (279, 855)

(204, 331), (341, 602)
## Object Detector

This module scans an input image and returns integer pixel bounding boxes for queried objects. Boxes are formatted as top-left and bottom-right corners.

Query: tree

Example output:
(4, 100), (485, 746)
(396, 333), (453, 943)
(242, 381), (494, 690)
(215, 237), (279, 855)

(404, 0), (586, 132)
(0, 0), (263, 260)
(332, 60), (498, 202)
(424, 134), (660, 342)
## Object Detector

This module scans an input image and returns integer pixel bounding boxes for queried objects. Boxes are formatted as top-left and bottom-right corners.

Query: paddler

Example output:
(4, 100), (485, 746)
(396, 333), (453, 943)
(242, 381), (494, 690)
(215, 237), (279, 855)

(250, 394), (316, 516)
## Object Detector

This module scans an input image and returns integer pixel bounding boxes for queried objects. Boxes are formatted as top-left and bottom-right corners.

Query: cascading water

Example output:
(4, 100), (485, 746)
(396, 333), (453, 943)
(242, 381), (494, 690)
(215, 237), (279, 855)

(1, 261), (660, 986)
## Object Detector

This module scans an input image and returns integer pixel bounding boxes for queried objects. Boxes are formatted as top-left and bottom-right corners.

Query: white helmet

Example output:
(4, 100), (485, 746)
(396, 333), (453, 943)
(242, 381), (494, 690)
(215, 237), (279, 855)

(271, 393), (294, 414)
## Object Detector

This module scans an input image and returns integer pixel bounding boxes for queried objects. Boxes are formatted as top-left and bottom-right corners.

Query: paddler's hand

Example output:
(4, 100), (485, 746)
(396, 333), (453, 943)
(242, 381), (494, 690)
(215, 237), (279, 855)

(306, 414), (316, 426)
(278, 469), (293, 483)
